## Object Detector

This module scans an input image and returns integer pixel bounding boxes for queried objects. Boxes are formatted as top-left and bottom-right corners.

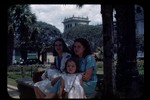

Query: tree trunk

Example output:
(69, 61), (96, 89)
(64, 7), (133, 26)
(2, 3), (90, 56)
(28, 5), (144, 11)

(101, 5), (116, 98)
(20, 44), (27, 61)
(115, 5), (139, 98)
(41, 49), (47, 64)
(7, 27), (14, 66)
(37, 50), (41, 61)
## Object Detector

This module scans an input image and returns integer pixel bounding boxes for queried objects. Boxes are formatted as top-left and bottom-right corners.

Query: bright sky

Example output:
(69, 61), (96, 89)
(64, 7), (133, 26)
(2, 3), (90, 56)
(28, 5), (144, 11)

(30, 4), (102, 33)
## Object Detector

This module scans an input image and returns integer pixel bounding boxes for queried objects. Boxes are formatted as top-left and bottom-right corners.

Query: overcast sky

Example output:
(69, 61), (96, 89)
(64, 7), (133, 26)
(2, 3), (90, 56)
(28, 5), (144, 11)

(30, 4), (102, 33)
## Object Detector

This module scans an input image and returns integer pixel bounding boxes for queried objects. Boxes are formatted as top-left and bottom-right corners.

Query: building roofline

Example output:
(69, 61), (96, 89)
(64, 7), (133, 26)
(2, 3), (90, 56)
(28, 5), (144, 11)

(62, 19), (90, 23)
(63, 16), (90, 23)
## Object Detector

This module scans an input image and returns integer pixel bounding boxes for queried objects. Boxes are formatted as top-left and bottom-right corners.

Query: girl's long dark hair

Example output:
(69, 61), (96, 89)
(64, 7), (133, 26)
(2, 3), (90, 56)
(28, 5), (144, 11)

(71, 38), (92, 58)
(52, 38), (71, 56)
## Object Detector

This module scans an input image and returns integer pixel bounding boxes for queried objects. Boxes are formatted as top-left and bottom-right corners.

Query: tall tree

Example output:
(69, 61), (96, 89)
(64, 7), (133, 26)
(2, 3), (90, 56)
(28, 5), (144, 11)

(115, 5), (139, 98)
(34, 21), (62, 63)
(7, 26), (14, 66)
(101, 5), (116, 98)
(8, 4), (36, 64)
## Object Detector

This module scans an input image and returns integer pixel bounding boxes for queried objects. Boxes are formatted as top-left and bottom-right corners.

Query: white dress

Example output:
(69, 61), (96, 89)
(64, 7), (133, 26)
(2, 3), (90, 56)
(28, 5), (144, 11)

(34, 68), (61, 95)
(62, 73), (85, 99)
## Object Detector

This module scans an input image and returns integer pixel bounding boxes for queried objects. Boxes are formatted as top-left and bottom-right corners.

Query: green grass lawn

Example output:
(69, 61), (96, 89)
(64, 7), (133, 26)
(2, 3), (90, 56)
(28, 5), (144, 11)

(7, 65), (46, 86)
(7, 78), (17, 87)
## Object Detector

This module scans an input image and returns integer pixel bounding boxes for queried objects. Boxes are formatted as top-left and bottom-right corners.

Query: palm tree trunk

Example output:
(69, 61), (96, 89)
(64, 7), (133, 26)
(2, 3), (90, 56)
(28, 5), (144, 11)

(20, 43), (27, 61)
(41, 48), (47, 64)
(7, 27), (14, 66)
(37, 50), (41, 61)
(115, 5), (139, 98)
(101, 5), (116, 98)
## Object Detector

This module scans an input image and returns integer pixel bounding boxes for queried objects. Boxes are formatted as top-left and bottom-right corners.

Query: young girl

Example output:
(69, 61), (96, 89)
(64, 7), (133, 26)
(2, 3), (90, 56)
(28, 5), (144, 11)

(72, 38), (97, 98)
(34, 38), (71, 98)
(59, 57), (86, 99)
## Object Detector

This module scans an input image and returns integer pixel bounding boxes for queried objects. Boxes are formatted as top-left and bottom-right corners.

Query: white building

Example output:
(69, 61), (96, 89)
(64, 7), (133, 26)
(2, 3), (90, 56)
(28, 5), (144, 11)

(135, 5), (144, 35)
(62, 15), (90, 32)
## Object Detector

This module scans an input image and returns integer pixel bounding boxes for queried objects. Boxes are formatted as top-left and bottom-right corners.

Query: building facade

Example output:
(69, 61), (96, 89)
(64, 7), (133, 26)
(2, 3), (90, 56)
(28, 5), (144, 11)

(62, 15), (90, 32)
(135, 4), (144, 35)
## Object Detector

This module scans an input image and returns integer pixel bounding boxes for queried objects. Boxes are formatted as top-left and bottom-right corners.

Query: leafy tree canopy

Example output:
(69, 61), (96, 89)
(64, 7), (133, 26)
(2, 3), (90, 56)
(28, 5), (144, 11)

(63, 24), (103, 51)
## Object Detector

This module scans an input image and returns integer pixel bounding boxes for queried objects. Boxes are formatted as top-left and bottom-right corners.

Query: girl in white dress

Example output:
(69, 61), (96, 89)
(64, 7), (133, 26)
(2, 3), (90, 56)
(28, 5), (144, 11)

(34, 38), (71, 98)
(59, 57), (86, 99)
(34, 67), (61, 95)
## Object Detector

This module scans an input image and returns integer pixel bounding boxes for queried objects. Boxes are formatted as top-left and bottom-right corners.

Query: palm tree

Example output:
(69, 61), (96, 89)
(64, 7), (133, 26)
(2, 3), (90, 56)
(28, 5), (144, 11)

(115, 5), (139, 97)
(8, 4), (36, 65)
(101, 5), (116, 97)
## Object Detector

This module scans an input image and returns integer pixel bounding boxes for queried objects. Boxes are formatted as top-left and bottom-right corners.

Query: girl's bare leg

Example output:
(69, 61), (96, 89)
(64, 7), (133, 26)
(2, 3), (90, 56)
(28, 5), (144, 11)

(34, 87), (40, 98)
(34, 87), (45, 98)
(45, 93), (57, 98)
(37, 88), (45, 98)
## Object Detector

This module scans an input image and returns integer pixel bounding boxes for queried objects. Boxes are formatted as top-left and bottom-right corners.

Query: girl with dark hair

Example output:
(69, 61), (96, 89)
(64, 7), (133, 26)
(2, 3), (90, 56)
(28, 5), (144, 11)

(72, 38), (97, 98)
(59, 57), (86, 99)
(52, 38), (71, 72)
(34, 38), (71, 98)
(63, 57), (80, 73)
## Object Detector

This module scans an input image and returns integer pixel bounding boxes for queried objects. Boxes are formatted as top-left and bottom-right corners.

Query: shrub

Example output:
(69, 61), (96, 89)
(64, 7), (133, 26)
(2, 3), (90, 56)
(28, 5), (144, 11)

(7, 64), (46, 80)
(137, 60), (144, 75)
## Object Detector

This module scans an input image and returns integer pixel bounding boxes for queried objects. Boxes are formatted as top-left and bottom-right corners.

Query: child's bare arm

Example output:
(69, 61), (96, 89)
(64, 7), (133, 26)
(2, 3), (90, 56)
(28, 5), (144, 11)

(80, 78), (82, 85)
(59, 77), (64, 98)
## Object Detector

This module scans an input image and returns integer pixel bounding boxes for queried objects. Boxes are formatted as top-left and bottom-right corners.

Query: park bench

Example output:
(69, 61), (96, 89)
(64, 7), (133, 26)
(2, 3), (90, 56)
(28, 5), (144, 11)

(16, 71), (103, 98)
(16, 78), (35, 98)
(16, 71), (44, 98)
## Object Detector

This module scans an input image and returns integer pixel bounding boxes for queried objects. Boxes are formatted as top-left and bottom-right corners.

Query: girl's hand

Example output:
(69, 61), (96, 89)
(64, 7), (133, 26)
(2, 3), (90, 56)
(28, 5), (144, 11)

(81, 72), (87, 80)
(50, 78), (56, 85)
(82, 73), (87, 80)
(81, 72), (85, 75)
(51, 77), (60, 85)
(82, 68), (93, 81)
